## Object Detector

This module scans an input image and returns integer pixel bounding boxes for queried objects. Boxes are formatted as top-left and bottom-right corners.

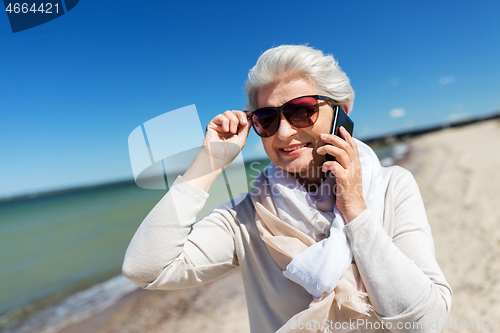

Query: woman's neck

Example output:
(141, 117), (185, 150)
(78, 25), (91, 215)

(291, 167), (327, 192)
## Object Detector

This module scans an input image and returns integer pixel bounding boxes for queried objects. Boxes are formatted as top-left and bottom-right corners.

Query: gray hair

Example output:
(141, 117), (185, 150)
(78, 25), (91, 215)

(245, 45), (354, 112)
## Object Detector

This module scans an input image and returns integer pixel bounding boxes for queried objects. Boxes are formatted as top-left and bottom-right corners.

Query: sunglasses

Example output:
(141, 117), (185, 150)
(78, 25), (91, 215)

(245, 95), (336, 137)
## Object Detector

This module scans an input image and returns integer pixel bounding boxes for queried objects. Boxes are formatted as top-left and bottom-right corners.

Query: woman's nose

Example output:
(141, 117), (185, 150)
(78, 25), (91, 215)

(276, 115), (297, 139)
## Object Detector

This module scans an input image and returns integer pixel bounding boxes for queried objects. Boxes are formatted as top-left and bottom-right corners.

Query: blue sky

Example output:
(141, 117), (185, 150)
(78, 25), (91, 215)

(1, 0), (499, 198)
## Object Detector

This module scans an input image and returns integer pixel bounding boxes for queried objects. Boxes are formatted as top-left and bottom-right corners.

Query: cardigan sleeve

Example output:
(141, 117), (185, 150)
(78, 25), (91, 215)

(344, 167), (452, 332)
(122, 176), (240, 289)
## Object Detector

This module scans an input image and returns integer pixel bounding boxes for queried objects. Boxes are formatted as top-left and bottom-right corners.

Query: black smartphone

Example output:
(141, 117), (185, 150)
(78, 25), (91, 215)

(325, 106), (354, 162)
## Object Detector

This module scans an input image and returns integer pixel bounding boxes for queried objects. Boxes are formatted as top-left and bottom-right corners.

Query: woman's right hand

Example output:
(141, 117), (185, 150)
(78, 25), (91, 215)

(184, 110), (250, 192)
(202, 110), (251, 170)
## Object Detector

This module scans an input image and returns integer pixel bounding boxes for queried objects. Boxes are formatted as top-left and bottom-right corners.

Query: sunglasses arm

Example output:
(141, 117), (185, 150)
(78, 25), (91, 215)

(317, 96), (339, 106)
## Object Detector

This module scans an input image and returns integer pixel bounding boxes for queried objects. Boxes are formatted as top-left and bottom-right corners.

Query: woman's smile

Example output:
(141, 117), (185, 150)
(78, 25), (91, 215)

(279, 142), (311, 155)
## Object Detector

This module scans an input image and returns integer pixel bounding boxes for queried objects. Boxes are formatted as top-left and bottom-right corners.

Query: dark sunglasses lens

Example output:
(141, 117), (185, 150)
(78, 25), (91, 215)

(251, 108), (279, 137)
(283, 97), (319, 127)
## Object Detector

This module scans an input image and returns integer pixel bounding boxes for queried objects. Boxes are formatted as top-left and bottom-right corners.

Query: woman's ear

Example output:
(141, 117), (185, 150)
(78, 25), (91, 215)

(341, 105), (349, 115)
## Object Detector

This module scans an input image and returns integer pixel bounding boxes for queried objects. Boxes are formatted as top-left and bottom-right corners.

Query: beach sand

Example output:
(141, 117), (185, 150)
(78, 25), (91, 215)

(56, 119), (500, 333)
(400, 119), (500, 331)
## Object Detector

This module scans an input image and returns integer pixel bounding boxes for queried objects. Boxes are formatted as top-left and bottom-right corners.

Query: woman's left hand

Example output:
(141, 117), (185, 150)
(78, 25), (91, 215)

(317, 127), (367, 224)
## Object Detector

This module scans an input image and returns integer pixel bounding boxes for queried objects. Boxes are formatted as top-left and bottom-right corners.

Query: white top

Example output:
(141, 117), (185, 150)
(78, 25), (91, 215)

(122, 166), (452, 333)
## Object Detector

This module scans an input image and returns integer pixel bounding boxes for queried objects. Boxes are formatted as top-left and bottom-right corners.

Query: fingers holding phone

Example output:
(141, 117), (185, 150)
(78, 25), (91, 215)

(319, 128), (366, 224)
(319, 128), (358, 171)
(325, 106), (354, 162)
(317, 107), (367, 224)
(318, 105), (356, 170)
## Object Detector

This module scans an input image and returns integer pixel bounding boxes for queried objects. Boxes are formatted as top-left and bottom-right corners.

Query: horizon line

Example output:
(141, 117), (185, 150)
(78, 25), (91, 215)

(2, 111), (498, 203)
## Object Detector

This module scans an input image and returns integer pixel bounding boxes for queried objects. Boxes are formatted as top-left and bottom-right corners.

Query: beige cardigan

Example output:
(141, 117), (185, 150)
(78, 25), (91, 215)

(122, 166), (452, 332)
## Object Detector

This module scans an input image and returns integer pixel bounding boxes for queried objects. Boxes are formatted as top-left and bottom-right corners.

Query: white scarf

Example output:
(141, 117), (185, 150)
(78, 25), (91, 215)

(267, 138), (385, 299)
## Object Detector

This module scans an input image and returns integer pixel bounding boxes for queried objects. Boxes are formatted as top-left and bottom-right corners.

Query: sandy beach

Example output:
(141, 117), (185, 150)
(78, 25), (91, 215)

(56, 119), (500, 333)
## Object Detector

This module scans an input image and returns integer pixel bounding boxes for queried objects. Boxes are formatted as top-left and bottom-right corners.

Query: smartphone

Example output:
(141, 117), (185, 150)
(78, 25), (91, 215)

(325, 106), (354, 162)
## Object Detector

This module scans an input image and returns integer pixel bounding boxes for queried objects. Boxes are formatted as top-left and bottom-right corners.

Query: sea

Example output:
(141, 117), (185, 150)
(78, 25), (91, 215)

(0, 143), (405, 333)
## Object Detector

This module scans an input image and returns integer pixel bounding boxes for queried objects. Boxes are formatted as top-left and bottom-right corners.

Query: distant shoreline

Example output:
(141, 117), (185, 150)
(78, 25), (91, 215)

(0, 158), (271, 204)
(3, 111), (498, 204)
(0, 178), (138, 204)
(362, 111), (500, 146)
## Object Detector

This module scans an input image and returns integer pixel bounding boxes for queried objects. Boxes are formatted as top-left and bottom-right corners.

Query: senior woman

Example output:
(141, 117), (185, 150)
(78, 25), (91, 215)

(122, 45), (452, 332)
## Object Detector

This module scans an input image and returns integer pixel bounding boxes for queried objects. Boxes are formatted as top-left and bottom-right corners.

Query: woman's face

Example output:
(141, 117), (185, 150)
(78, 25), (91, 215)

(257, 78), (337, 186)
